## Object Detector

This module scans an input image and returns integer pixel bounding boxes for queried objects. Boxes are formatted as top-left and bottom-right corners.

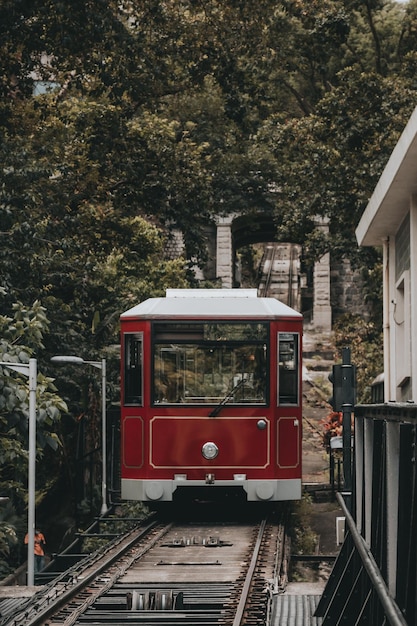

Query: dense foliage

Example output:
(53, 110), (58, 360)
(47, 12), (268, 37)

(2, 1), (417, 327)
(0, 292), (67, 574)
(1, 0), (417, 572)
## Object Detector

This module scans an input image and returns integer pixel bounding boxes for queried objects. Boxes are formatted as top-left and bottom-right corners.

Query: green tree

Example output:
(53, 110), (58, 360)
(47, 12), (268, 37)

(255, 66), (416, 269)
(0, 1), (416, 546)
(0, 293), (67, 572)
(0, 295), (67, 502)
(333, 313), (383, 403)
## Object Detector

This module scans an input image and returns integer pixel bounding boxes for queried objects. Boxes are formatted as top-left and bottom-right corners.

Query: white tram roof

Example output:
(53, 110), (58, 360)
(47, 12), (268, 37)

(121, 289), (302, 320)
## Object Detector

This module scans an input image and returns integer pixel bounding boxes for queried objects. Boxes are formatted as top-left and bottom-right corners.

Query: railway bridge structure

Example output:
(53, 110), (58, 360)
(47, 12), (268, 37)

(167, 212), (338, 333)
(213, 213), (331, 331)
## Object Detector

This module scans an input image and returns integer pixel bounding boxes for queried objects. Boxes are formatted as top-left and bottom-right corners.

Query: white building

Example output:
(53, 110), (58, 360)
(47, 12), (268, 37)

(356, 105), (417, 402)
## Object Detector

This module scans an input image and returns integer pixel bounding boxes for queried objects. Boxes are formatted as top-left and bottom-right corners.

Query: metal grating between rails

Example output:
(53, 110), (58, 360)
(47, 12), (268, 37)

(57, 522), (274, 626)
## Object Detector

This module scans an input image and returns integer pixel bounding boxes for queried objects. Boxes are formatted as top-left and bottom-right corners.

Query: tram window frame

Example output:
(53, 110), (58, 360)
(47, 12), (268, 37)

(151, 321), (269, 406)
(124, 332), (143, 406)
(278, 332), (299, 405)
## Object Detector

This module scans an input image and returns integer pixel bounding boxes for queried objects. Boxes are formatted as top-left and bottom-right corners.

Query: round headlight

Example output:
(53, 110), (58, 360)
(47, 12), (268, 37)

(202, 441), (219, 460)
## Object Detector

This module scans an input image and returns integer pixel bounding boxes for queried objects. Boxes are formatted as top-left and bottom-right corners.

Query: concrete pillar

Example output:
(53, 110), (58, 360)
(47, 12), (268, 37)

(355, 416), (364, 535)
(363, 419), (374, 546)
(215, 215), (234, 289)
(313, 218), (332, 331)
(386, 421), (400, 595)
(410, 196), (417, 402)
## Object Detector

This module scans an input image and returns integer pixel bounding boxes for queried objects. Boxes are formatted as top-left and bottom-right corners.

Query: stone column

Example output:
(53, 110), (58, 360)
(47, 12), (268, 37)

(215, 215), (234, 289)
(313, 218), (332, 331)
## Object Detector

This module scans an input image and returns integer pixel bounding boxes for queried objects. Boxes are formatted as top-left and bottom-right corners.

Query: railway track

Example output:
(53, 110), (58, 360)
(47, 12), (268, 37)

(258, 242), (300, 307)
(2, 511), (290, 626)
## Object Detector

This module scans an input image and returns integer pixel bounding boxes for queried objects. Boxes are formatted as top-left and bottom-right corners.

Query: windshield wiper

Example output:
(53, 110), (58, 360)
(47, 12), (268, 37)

(209, 377), (247, 417)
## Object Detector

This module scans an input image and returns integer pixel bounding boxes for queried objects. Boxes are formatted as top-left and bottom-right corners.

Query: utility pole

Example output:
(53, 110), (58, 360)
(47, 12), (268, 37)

(329, 347), (356, 505)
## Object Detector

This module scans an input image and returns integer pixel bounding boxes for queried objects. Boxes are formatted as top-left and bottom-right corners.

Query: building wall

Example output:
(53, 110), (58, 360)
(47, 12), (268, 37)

(411, 199), (417, 403)
(384, 203), (417, 402)
(356, 104), (417, 403)
(330, 259), (373, 321)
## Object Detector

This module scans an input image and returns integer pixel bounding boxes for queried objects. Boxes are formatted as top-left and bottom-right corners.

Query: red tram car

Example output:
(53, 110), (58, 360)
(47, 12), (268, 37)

(120, 289), (303, 504)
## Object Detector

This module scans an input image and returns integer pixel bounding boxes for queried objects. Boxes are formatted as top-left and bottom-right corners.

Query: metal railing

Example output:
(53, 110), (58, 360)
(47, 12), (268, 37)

(315, 403), (417, 625)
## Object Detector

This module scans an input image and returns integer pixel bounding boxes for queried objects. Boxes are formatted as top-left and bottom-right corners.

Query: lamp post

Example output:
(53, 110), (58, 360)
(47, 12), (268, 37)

(51, 356), (108, 515)
(0, 358), (37, 586)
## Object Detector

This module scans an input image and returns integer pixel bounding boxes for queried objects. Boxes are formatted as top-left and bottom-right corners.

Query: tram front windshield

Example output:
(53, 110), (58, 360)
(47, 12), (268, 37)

(152, 322), (268, 405)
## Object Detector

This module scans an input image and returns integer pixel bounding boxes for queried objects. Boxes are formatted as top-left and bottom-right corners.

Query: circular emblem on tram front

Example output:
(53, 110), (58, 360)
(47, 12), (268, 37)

(201, 441), (219, 460)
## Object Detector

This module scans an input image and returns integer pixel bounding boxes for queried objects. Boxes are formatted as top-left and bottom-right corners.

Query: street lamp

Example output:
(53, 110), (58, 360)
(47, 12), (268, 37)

(50, 356), (108, 515)
(0, 358), (37, 586)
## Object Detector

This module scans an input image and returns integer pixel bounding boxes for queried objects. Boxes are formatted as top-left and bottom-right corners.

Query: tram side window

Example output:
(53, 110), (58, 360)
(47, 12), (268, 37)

(124, 333), (143, 405)
(278, 333), (299, 405)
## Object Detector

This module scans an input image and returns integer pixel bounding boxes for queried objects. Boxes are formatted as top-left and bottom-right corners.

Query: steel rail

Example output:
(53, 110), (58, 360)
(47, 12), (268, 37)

(232, 519), (267, 626)
(58, 522), (174, 626)
(275, 524), (291, 593)
(5, 518), (166, 626)
(4, 518), (283, 626)
(288, 243), (295, 308)
(260, 245), (275, 298)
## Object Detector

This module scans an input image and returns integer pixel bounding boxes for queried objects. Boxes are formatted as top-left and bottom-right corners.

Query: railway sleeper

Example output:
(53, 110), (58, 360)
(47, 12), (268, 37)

(79, 610), (223, 624)
(95, 599), (227, 611)
(112, 583), (233, 600)
(94, 584), (234, 614)
(161, 536), (232, 548)
(126, 590), (180, 610)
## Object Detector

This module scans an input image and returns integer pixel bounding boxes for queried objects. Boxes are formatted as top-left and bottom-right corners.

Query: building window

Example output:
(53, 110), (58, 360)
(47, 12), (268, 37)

(395, 214), (410, 282)
(394, 272), (411, 401)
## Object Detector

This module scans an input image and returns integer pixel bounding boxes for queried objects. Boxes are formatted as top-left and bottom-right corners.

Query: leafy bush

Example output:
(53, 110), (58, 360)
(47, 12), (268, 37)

(333, 313), (383, 404)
